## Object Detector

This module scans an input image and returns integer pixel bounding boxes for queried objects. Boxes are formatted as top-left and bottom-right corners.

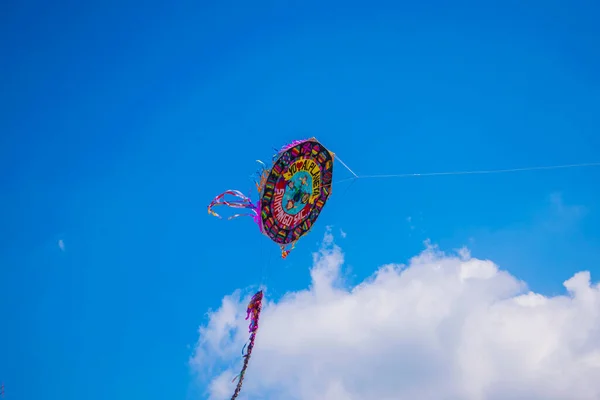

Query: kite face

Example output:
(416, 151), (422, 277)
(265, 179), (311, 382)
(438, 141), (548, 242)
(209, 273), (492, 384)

(208, 137), (334, 258)
(259, 138), (334, 248)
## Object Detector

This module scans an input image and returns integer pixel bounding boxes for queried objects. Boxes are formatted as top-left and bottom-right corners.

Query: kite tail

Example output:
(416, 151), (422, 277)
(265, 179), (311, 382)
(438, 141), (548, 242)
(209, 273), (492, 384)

(230, 290), (263, 400)
(207, 190), (263, 231)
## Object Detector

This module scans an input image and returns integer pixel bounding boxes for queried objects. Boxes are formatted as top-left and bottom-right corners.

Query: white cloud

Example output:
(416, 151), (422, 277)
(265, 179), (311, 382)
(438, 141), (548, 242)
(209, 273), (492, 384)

(190, 233), (600, 400)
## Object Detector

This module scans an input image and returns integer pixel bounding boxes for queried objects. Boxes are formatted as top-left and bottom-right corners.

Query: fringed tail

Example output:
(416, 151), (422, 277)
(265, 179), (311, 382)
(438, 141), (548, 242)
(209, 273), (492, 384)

(230, 290), (263, 400)
(207, 190), (262, 231)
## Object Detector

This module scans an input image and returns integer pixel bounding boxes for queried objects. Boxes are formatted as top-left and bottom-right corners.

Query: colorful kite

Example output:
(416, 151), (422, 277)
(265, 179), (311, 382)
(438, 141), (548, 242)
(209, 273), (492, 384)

(208, 137), (335, 258)
(230, 290), (263, 400)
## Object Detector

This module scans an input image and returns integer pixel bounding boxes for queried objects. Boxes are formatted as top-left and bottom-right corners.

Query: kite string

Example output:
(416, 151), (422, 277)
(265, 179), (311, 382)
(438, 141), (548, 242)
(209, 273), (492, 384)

(334, 154), (359, 178)
(331, 161), (600, 185)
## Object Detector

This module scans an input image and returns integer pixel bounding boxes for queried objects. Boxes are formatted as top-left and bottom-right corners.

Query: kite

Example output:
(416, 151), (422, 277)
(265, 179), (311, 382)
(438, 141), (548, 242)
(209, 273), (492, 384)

(230, 290), (263, 400)
(208, 137), (335, 258)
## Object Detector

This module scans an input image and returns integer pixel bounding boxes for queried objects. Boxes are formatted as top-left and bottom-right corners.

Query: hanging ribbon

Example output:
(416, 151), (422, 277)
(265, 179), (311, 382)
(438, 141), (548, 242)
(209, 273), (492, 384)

(230, 290), (263, 400)
(207, 189), (262, 230)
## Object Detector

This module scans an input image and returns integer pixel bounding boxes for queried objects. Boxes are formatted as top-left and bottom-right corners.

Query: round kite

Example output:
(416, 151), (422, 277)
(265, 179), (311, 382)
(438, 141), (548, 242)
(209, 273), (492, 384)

(208, 137), (334, 258)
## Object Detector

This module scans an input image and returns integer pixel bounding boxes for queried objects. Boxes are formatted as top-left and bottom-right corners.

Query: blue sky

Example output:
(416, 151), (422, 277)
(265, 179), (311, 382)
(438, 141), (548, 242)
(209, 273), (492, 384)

(1, 1), (599, 399)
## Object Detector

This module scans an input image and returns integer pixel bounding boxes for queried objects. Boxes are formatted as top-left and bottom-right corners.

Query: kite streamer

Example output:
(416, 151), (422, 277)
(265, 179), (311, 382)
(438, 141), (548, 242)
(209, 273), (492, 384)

(230, 290), (263, 400)
(207, 189), (262, 230)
